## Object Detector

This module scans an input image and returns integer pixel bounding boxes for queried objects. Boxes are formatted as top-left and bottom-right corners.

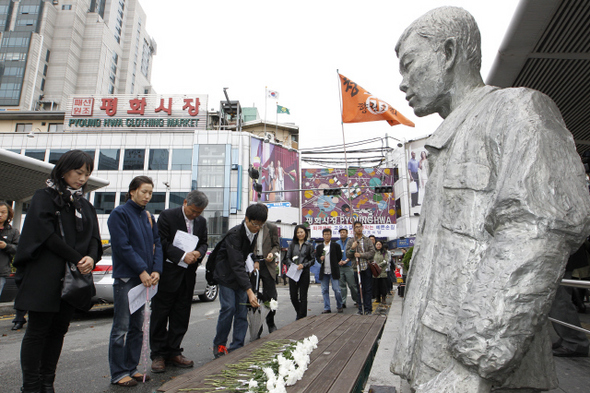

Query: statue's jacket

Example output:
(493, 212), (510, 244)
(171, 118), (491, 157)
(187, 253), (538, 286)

(392, 85), (590, 390)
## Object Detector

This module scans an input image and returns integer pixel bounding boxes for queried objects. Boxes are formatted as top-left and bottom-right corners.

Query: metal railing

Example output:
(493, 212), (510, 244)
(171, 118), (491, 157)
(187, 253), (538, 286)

(548, 279), (590, 336)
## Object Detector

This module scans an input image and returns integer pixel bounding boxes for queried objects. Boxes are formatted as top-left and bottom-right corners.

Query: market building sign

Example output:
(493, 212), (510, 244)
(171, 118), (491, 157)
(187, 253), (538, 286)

(64, 94), (208, 131)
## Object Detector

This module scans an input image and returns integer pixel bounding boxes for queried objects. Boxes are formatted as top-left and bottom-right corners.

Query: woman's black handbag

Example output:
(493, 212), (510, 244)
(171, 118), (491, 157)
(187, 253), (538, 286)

(56, 210), (96, 311)
(62, 261), (96, 311)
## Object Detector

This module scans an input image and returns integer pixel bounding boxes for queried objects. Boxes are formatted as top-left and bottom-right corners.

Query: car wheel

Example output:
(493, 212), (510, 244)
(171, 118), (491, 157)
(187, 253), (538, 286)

(199, 284), (218, 302)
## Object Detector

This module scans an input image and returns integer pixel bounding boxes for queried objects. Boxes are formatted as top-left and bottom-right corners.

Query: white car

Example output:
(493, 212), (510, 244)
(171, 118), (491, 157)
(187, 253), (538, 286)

(92, 246), (218, 304)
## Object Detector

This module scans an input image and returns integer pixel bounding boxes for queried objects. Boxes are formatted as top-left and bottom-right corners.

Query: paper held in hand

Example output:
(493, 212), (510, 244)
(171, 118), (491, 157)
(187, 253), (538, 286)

(286, 263), (302, 282)
(170, 230), (199, 268)
(128, 283), (158, 314)
(246, 253), (255, 273)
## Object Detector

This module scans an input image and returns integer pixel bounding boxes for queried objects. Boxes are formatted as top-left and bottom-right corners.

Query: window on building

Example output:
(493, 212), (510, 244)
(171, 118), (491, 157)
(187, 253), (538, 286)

(94, 192), (116, 214)
(148, 149), (169, 170)
(48, 149), (68, 165)
(48, 123), (63, 132)
(119, 192), (127, 206)
(24, 150), (45, 161)
(83, 150), (96, 161)
(98, 149), (120, 170)
(108, 84), (114, 94)
(393, 167), (399, 183)
(40, 78), (45, 91)
(123, 149), (145, 170)
(45, 50), (50, 62)
(141, 39), (151, 77)
(62, 5), (72, 10)
(150, 192), (166, 214)
(15, 123), (32, 133)
(43, 64), (47, 76)
(171, 149), (192, 170)
(395, 198), (402, 219)
(169, 192), (188, 209)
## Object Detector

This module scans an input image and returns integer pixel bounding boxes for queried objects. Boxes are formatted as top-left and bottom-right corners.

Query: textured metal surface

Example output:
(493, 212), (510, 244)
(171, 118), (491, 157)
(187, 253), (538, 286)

(394, 6), (590, 393)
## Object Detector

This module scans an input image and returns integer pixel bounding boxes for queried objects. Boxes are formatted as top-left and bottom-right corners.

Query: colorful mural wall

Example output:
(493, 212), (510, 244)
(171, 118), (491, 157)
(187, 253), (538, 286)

(301, 168), (396, 237)
(250, 138), (300, 207)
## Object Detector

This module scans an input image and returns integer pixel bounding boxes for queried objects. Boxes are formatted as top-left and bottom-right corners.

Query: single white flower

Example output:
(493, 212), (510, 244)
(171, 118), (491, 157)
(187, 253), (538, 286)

(248, 379), (258, 389)
(292, 255), (299, 261)
(269, 299), (279, 311)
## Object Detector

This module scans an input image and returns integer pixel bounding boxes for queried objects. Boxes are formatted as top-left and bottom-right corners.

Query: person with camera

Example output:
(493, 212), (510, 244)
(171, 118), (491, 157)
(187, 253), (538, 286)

(212, 203), (265, 358)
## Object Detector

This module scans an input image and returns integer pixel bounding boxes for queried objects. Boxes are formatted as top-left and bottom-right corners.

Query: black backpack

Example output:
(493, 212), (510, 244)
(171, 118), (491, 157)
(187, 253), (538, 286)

(205, 233), (229, 285)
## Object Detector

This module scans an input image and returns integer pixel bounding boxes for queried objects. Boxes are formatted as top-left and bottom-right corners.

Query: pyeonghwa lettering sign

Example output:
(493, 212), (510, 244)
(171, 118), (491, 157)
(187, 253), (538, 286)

(65, 94), (208, 131)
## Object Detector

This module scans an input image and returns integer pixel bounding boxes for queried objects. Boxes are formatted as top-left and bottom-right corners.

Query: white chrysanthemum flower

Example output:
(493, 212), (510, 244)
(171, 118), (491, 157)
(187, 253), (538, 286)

(269, 299), (279, 311)
(248, 379), (258, 389)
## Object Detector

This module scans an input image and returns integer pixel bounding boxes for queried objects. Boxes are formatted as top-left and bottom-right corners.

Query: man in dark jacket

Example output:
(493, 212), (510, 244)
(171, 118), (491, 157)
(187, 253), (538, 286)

(212, 203), (267, 358)
(150, 191), (208, 373)
(316, 228), (343, 313)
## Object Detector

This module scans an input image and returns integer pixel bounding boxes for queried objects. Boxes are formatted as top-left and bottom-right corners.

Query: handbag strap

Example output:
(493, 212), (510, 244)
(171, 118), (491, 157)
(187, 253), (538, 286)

(145, 210), (153, 228)
(56, 211), (65, 238)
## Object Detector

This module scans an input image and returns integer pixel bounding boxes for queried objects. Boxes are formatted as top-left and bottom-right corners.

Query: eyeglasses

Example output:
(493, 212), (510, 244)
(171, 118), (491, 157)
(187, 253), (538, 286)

(248, 219), (262, 229)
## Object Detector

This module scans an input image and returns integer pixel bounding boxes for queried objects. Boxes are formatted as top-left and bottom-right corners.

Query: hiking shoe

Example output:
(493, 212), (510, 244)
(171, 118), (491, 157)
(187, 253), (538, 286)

(214, 345), (228, 359)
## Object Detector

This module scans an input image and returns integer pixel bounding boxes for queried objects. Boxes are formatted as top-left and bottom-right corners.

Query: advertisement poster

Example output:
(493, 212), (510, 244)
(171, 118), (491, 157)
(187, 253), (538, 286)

(406, 139), (429, 216)
(301, 168), (396, 237)
(250, 137), (300, 207)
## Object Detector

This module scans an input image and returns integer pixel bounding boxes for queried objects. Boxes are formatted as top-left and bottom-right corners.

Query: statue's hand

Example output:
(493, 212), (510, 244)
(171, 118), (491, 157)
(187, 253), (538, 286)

(415, 359), (491, 393)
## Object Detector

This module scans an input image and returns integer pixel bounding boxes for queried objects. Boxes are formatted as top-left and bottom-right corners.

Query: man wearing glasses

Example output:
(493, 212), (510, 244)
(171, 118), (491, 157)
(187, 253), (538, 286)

(212, 203), (266, 358)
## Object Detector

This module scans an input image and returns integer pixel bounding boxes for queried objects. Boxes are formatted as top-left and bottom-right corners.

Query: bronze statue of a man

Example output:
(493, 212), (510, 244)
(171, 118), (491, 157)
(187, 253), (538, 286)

(392, 6), (590, 393)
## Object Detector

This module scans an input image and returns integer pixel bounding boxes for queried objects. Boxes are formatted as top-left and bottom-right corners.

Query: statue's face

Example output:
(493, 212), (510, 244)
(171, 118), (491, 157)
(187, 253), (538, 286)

(398, 32), (448, 117)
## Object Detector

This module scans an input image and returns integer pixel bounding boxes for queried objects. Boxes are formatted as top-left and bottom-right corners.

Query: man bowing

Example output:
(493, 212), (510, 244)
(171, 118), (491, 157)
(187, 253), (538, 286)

(150, 190), (208, 373)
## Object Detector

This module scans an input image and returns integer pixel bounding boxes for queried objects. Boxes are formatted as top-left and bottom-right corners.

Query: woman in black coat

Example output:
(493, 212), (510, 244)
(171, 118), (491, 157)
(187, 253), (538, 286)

(13, 150), (102, 393)
(0, 201), (19, 299)
(286, 225), (315, 320)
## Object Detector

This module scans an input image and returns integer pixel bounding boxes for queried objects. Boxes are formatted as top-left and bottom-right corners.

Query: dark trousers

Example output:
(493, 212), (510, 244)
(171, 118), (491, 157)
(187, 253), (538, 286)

(258, 266), (277, 328)
(150, 278), (193, 359)
(549, 271), (590, 354)
(289, 269), (310, 320)
(20, 301), (75, 392)
(377, 277), (389, 300)
(354, 268), (373, 313)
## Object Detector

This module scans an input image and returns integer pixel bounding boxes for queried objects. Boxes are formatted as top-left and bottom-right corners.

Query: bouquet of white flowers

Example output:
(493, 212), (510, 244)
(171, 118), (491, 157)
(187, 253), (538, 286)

(183, 335), (319, 392)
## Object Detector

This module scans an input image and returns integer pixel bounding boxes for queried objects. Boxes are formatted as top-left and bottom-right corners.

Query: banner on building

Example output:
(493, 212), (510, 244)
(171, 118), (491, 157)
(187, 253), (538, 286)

(406, 139), (429, 216)
(64, 94), (208, 131)
(250, 137), (300, 207)
(301, 168), (396, 237)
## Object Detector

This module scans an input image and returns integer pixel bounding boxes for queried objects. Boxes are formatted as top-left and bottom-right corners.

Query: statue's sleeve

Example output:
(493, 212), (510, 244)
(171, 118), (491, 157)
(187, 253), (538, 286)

(447, 89), (590, 381)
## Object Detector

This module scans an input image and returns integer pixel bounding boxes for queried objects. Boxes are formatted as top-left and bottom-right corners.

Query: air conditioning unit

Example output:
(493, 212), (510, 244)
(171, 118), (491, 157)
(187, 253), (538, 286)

(264, 132), (273, 143)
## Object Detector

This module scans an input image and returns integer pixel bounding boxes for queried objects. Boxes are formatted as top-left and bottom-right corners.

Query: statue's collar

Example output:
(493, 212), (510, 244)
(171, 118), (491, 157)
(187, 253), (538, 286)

(426, 85), (498, 151)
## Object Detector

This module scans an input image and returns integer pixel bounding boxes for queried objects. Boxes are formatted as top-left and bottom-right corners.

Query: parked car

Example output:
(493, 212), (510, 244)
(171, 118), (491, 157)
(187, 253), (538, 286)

(0, 273), (17, 302)
(92, 246), (218, 304)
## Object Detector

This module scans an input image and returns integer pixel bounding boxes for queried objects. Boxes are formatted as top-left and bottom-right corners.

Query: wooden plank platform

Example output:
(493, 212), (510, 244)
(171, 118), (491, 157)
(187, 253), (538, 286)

(158, 313), (386, 393)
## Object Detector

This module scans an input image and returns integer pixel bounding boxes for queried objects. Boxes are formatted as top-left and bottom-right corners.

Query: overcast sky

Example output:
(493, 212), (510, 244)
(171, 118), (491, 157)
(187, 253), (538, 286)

(139, 0), (520, 151)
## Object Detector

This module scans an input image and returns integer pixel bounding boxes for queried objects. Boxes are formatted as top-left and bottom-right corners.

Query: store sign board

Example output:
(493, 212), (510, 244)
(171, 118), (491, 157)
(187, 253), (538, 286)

(65, 94), (208, 131)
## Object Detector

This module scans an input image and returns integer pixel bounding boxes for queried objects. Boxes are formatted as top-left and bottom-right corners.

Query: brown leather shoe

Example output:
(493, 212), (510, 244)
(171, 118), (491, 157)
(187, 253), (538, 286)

(151, 356), (166, 373)
(169, 354), (194, 368)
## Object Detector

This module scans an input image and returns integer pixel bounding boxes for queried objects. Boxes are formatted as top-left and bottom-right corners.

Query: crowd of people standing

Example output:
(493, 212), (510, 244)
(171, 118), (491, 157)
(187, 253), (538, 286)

(2, 149), (403, 392)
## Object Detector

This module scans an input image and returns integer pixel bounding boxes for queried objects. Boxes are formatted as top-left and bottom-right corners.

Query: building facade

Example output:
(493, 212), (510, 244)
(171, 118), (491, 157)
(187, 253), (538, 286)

(0, 0), (155, 112)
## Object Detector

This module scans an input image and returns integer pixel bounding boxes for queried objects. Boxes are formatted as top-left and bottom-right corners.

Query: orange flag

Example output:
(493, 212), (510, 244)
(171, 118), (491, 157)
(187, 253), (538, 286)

(339, 73), (415, 127)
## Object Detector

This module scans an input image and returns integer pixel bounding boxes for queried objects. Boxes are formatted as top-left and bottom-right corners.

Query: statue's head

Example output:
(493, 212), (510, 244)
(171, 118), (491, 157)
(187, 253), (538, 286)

(395, 7), (482, 117)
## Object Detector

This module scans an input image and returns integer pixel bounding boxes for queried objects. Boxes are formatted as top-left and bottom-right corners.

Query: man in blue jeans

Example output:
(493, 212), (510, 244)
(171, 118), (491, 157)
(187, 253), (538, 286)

(212, 203), (266, 358)
(316, 228), (343, 313)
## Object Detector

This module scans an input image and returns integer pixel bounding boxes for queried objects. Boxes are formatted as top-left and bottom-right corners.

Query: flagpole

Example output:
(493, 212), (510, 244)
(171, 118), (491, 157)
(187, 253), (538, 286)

(264, 86), (268, 135)
(275, 102), (278, 136)
(337, 70), (354, 223)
